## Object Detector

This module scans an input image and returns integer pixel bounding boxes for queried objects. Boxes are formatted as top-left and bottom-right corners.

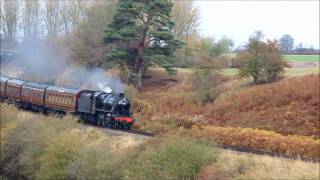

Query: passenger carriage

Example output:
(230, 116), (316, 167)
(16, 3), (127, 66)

(0, 75), (11, 98)
(45, 86), (81, 113)
(21, 82), (51, 111)
(5, 78), (26, 102)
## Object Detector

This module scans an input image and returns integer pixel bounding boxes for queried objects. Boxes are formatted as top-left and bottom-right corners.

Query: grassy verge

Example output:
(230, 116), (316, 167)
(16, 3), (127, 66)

(198, 151), (320, 180)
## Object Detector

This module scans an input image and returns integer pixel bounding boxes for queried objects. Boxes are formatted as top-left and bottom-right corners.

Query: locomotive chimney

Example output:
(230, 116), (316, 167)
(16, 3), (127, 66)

(119, 93), (124, 97)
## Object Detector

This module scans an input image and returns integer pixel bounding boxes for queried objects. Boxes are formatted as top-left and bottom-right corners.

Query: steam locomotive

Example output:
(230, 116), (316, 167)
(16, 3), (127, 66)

(0, 74), (134, 129)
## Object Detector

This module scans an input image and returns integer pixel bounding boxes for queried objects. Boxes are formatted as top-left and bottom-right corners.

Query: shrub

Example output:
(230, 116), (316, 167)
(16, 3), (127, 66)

(125, 135), (219, 180)
(125, 85), (153, 114)
(237, 31), (289, 84)
(0, 106), (70, 179)
(67, 130), (138, 180)
(36, 130), (85, 180)
(192, 69), (224, 103)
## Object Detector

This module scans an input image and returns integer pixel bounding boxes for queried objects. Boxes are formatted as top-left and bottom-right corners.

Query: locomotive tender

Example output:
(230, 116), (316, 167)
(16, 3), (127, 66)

(0, 74), (134, 129)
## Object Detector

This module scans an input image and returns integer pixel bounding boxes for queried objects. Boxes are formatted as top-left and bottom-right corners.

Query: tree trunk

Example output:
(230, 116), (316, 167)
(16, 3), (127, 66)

(253, 74), (259, 84)
(134, 14), (152, 88)
(137, 64), (144, 88)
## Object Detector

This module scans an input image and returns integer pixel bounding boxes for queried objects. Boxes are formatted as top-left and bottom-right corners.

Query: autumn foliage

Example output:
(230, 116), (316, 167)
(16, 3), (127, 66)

(211, 74), (320, 137)
(191, 126), (320, 159)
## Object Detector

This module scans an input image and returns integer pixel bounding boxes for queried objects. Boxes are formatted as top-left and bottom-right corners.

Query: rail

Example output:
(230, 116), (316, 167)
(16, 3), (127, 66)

(221, 145), (320, 163)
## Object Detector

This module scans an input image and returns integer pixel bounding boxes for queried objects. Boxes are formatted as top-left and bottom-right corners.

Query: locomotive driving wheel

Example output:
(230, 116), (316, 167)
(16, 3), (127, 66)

(123, 123), (132, 130)
(97, 118), (102, 127)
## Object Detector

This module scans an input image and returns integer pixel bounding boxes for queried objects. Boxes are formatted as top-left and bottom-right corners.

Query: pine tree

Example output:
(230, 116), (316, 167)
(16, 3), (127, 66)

(103, 0), (181, 88)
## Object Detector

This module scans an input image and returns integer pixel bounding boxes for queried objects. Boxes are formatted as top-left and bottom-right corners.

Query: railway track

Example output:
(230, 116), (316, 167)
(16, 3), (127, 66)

(220, 145), (320, 163)
(86, 122), (155, 138)
(104, 128), (319, 163)
(117, 129), (155, 137)
(98, 127), (320, 163)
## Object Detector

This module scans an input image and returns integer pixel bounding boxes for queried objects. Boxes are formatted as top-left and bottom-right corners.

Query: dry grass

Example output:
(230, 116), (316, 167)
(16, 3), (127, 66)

(211, 74), (320, 137)
(191, 126), (319, 159)
(198, 151), (320, 180)
(137, 70), (319, 138)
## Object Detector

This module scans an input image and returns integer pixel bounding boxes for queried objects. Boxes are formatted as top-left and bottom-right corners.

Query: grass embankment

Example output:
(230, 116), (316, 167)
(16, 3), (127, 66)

(1, 104), (319, 180)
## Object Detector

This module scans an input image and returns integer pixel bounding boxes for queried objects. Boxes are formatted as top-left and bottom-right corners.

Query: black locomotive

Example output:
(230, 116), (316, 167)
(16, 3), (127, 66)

(77, 90), (134, 129)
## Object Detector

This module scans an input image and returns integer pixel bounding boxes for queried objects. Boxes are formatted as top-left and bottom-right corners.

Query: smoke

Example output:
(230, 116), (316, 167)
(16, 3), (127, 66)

(63, 66), (124, 93)
(1, 39), (124, 93)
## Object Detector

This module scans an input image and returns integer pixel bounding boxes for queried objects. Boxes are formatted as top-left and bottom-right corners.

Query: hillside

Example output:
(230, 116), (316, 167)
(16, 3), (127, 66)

(132, 69), (319, 139)
(210, 74), (319, 137)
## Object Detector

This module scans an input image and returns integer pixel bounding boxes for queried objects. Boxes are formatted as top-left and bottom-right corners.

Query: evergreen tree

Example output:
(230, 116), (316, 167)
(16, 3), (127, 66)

(103, 0), (181, 88)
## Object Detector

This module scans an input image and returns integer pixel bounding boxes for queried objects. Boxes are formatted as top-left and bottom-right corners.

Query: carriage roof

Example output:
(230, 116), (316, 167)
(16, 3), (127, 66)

(22, 82), (51, 90)
(46, 86), (81, 94)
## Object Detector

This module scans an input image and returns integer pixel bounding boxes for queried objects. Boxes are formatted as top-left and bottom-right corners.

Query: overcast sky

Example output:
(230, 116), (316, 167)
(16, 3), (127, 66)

(196, 1), (319, 49)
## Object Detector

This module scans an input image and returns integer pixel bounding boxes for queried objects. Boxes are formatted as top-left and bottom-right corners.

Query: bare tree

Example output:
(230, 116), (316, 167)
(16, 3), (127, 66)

(43, 0), (61, 38)
(1, 0), (20, 45)
(71, 1), (117, 66)
(171, 1), (200, 40)
(21, 0), (41, 40)
(60, 0), (86, 37)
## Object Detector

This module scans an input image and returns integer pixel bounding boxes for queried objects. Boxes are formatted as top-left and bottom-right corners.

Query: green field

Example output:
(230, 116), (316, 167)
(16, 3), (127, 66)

(222, 53), (319, 62)
(283, 54), (319, 62)
(221, 68), (319, 77)
(155, 66), (319, 79)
